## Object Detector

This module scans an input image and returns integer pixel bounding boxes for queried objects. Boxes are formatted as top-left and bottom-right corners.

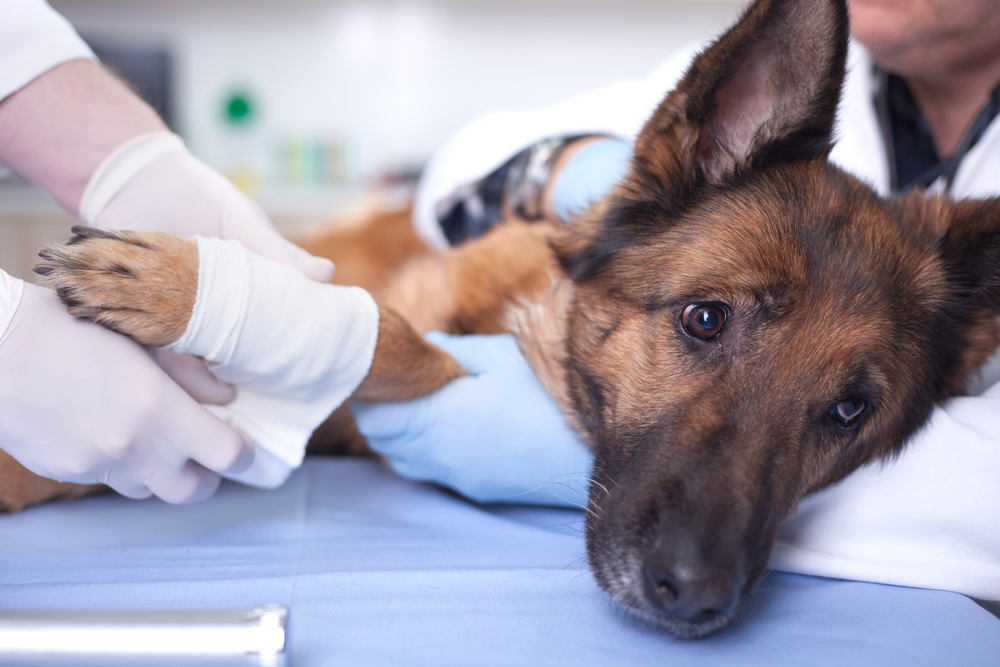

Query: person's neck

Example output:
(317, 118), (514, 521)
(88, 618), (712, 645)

(903, 62), (1000, 160)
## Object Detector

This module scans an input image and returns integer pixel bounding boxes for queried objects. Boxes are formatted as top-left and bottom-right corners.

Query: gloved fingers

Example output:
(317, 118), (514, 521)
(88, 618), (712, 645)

(222, 205), (336, 283)
(158, 393), (255, 475)
(380, 454), (437, 484)
(94, 145), (337, 283)
(351, 398), (426, 442)
(551, 138), (632, 222)
(149, 348), (236, 405)
(102, 472), (155, 500)
(423, 331), (521, 375)
(246, 227), (336, 283)
(144, 460), (222, 505)
(190, 427), (255, 477)
(289, 246), (337, 283)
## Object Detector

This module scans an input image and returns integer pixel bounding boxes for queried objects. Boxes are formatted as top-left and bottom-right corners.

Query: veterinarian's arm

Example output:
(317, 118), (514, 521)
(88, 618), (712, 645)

(352, 332), (595, 507)
(771, 390), (1000, 602)
(0, 273), (253, 503)
(413, 46), (700, 248)
(544, 137), (633, 221)
(0, 0), (295, 501)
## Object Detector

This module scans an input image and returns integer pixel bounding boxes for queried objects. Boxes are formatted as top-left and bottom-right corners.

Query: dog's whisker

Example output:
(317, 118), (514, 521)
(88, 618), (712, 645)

(585, 478), (611, 497)
(505, 480), (601, 518)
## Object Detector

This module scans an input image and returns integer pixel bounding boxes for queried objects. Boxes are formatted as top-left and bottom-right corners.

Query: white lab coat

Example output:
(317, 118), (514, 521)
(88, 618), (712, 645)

(0, 0), (94, 335)
(416, 42), (1000, 602)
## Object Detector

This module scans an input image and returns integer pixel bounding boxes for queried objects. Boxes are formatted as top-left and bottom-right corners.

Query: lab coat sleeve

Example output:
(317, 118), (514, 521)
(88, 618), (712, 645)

(0, 0), (95, 103)
(413, 45), (701, 249)
(0, 0), (93, 328)
(770, 384), (1000, 601)
(0, 271), (26, 347)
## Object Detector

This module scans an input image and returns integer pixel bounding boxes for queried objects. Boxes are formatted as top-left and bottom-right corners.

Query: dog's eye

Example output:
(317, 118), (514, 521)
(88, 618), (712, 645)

(682, 303), (727, 339)
(828, 398), (868, 427)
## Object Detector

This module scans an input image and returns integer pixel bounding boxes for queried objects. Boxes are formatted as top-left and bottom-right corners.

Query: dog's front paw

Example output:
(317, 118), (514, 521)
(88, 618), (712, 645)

(33, 227), (199, 347)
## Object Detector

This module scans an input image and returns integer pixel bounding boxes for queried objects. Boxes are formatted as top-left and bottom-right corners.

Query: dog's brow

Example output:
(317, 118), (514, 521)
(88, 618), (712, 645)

(642, 284), (790, 317)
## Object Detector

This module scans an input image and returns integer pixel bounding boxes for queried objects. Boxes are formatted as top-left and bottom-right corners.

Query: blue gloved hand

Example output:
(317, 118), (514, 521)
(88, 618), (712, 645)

(551, 137), (632, 222)
(352, 332), (595, 508)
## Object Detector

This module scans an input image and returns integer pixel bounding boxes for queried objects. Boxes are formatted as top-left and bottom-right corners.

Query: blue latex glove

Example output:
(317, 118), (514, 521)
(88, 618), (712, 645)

(352, 332), (595, 508)
(551, 137), (632, 222)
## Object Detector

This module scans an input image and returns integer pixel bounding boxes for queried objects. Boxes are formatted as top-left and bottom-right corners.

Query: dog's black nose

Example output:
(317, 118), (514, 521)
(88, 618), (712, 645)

(642, 551), (742, 625)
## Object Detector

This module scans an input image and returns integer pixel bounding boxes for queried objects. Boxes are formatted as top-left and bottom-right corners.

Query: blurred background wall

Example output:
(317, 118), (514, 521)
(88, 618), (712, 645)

(1, 0), (742, 281)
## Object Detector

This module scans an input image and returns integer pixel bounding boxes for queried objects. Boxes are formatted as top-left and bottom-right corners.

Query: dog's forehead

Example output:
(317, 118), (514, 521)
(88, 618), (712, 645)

(618, 174), (946, 315)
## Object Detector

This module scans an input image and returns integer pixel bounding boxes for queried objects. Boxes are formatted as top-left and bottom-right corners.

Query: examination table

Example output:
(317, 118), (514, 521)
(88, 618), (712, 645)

(0, 457), (997, 665)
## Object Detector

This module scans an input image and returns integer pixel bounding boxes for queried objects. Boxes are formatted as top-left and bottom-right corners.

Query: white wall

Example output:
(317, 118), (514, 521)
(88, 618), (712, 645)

(50, 0), (742, 196)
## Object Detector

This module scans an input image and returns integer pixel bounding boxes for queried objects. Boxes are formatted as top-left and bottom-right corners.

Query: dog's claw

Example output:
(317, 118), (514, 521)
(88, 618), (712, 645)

(70, 225), (115, 239)
(66, 306), (104, 319)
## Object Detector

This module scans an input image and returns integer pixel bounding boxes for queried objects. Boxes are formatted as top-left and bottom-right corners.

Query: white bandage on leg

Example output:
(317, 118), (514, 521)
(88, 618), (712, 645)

(168, 236), (379, 488)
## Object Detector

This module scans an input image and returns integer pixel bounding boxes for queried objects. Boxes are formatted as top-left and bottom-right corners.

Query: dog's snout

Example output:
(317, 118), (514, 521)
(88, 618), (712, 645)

(642, 548), (742, 626)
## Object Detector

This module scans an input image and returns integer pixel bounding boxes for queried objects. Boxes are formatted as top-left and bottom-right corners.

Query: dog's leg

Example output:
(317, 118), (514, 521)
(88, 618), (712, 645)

(382, 219), (560, 335)
(0, 449), (103, 512)
(35, 227), (465, 393)
(308, 306), (467, 455)
(294, 205), (431, 296)
(34, 226), (465, 471)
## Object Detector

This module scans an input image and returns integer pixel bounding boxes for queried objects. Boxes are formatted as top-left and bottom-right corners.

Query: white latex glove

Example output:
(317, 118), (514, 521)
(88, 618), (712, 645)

(80, 132), (337, 409)
(0, 280), (254, 503)
(81, 132), (335, 283)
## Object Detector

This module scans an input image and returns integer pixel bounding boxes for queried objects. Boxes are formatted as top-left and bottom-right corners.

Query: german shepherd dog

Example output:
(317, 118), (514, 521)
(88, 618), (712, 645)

(9, 0), (1000, 638)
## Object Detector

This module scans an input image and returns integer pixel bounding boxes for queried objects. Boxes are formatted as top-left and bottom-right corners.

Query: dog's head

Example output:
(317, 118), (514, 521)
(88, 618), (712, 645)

(555, 0), (1000, 637)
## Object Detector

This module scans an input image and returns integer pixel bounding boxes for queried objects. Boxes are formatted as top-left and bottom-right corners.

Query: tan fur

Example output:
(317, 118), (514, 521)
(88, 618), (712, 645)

(0, 449), (101, 512)
(35, 228), (198, 347)
(298, 205), (431, 296)
(378, 218), (558, 335)
(301, 212), (567, 455)
(501, 277), (582, 437)
(354, 307), (467, 402)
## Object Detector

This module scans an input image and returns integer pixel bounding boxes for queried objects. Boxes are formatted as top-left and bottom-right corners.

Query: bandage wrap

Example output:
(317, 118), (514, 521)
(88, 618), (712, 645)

(168, 236), (380, 487)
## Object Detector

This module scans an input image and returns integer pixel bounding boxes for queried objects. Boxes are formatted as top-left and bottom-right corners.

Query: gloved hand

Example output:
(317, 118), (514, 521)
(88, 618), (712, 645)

(83, 132), (337, 412)
(83, 132), (335, 283)
(549, 137), (632, 222)
(352, 332), (595, 508)
(430, 136), (632, 245)
(0, 280), (254, 503)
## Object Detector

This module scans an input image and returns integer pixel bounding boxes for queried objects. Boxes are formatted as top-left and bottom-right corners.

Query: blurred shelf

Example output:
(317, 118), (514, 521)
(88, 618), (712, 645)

(0, 179), (65, 215)
(0, 178), (367, 220)
(52, 0), (734, 5)
(0, 178), (410, 281)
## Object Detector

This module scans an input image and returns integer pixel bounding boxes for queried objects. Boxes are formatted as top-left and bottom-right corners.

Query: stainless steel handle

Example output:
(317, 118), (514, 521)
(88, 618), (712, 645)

(0, 605), (288, 666)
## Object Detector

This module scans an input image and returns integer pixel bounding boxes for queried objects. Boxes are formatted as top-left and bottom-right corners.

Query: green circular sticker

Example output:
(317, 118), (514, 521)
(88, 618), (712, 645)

(224, 92), (254, 124)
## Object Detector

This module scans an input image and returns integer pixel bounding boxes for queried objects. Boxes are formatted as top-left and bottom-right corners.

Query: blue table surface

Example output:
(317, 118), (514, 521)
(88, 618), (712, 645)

(0, 458), (997, 666)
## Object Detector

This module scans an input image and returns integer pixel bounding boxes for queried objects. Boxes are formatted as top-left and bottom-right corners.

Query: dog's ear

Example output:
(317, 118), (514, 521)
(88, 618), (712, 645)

(557, 0), (849, 282)
(631, 0), (848, 192)
(938, 198), (1000, 313)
